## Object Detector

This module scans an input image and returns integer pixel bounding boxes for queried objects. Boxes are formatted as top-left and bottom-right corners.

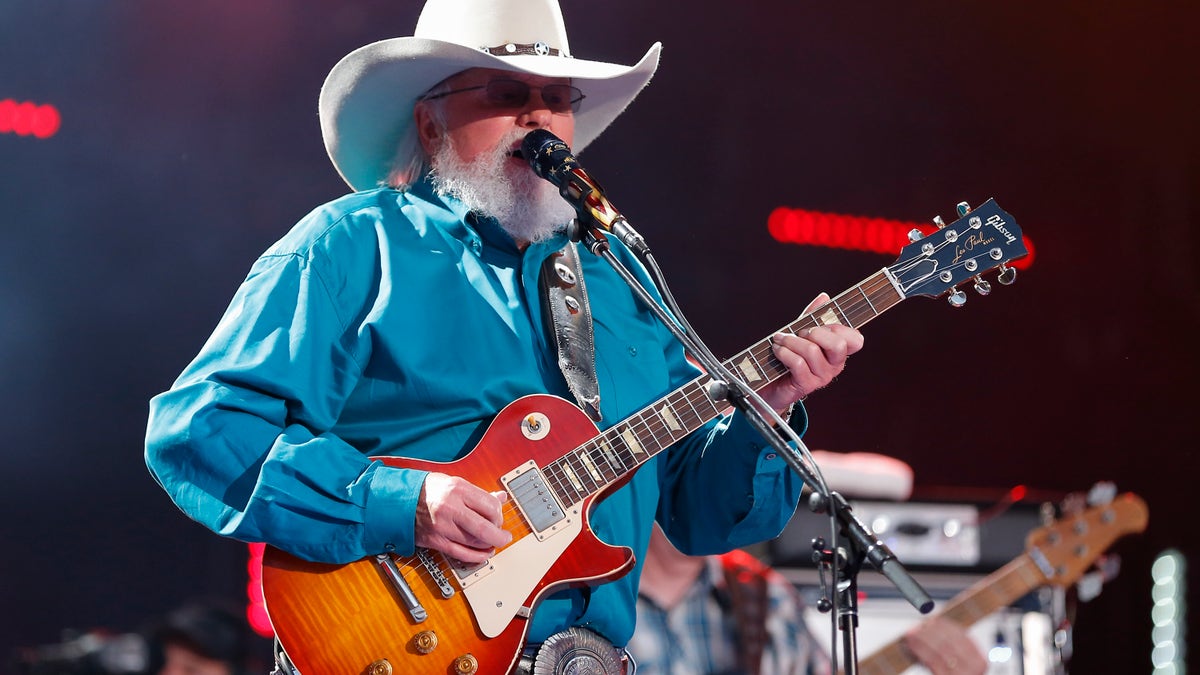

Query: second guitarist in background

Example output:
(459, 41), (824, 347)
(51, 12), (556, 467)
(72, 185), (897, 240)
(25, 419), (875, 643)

(630, 453), (987, 675)
(144, 0), (862, 671)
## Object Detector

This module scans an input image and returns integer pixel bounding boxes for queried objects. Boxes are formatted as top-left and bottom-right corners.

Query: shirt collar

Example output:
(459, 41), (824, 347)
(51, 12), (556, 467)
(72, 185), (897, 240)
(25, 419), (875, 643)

(409, 173), (570, 258)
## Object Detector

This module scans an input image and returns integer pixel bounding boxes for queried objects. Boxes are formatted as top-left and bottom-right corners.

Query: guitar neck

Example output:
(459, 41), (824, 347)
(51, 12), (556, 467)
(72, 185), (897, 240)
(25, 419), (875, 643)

(540, 270), (904, 507)
(857, 555), (1046, 675)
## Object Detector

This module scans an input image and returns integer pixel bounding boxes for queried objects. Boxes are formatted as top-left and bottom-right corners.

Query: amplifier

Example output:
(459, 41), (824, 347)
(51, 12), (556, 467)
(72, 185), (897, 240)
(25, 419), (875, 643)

(768, 498), (1045, 573)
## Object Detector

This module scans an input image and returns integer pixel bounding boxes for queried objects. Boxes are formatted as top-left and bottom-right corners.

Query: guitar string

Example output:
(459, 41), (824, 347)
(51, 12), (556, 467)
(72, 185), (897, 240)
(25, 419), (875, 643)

(492, 274), (900, 542)
(382, 271), (908, 591)
(373, 248), (1002, 597)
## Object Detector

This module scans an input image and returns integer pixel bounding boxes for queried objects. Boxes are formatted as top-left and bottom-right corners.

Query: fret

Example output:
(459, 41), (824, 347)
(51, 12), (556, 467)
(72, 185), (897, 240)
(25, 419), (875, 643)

(577, 448), (604, 484)
(643, 408), (674, 450)
(560, 461), (586, 495)
(536, 268), (912, 507)
(597, 437), (628, 474)
(568, 450), (601, 493)
(657, 403), (683, 434)
(543, 460), (580, 507)
(733, 354), (766, 384)
(625, 415), (662, 459)
(666, 390), (704, 431)
(615, 428), (643, 466)
(621, 427), (647, 458)
(828, 294), (852, 328)
(586, 442), (620, 481)
(857, 283), (878, 316)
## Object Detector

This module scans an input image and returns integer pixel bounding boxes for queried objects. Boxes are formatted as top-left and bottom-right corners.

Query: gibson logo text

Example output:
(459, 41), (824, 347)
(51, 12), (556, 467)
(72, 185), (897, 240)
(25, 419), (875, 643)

(986, 213), (1018, 245)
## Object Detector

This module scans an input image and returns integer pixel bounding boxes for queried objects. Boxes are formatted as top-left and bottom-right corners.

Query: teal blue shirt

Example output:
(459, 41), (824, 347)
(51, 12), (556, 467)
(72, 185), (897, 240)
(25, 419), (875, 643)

(145, 179), (805, 645)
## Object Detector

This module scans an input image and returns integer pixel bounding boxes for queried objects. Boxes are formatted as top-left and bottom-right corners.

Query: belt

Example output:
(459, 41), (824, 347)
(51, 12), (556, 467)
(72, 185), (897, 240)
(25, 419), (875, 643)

(514, 627), (636, 675)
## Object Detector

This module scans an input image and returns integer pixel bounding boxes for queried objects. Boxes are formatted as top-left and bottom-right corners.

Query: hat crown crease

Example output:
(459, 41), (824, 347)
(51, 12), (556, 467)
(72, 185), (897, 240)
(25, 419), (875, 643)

(415, 0), (571, 54)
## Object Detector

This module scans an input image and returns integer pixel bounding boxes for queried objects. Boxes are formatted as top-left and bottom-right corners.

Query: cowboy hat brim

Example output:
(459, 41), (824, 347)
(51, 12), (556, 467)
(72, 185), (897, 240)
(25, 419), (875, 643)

(319, 37), (662, 192)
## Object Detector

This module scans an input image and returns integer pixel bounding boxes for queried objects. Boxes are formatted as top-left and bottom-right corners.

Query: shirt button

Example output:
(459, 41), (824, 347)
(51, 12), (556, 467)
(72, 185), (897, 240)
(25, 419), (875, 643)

(628, 346), (638, 356)
(765, 453), (777, 460)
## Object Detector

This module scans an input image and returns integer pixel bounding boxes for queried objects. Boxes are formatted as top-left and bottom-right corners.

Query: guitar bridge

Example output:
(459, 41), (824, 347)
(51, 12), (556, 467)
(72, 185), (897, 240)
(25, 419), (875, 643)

(416, 548), (456, 598)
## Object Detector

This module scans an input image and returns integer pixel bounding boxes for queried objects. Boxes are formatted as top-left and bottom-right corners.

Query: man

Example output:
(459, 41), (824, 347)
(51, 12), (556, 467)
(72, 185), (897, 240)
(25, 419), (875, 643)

(632, 525), (826, 675)
(145, 0), (862, 671)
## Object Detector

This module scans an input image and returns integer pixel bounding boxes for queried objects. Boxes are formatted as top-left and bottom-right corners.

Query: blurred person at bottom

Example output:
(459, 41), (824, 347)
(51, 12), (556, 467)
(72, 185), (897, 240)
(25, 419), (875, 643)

(145, 603), (265, 675)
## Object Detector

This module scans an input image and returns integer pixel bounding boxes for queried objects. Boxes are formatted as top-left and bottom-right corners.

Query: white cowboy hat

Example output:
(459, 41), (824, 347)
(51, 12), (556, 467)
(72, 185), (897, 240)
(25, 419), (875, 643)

(319, 0), (662, 191)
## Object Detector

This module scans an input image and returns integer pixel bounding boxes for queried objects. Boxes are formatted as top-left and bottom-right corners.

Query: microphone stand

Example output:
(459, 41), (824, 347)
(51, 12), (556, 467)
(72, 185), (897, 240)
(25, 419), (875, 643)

(570, 221), (933, 674)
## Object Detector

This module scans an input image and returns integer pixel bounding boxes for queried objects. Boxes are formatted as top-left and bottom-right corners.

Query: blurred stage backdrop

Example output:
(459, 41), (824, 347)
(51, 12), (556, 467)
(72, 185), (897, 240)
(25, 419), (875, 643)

(2, 1), (1196, 673)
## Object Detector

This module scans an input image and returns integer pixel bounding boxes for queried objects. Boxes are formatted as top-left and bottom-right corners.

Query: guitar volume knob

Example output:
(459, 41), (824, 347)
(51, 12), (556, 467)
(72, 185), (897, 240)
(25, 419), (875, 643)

(413, 630), (439, 654)
(367, 659), (393, 675)
(454, 654), (479, 675)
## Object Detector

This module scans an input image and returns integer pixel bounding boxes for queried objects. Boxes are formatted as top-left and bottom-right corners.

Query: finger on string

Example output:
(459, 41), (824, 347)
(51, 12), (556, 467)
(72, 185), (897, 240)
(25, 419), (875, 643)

(803, 292), (832, 314)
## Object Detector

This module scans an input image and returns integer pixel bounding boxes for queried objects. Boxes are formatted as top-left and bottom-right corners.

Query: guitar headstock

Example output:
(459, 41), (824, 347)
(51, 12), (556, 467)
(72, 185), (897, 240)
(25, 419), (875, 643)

(1024, 492), (1149, 587)
(889, 199), (1028, 305)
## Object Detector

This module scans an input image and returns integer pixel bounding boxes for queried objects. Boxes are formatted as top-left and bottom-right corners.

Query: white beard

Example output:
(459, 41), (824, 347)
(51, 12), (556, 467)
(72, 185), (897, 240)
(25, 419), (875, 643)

(429, 129), (576, 245)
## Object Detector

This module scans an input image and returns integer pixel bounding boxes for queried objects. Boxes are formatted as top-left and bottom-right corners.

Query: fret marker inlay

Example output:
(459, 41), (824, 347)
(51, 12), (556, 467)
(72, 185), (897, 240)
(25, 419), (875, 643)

(659, 405), (682, 431)
(816, 308), (841, 326)
(622, 429), (646, 457)
(578, 450), (603, 482)
(562, 464), (583, 492)
(736, 357), (762, 383)
(598, 439), (624, 471)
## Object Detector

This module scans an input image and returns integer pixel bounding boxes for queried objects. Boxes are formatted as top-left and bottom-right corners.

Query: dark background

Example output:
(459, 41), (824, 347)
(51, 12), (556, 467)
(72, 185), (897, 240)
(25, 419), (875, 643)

(2, 1), (1196, 673)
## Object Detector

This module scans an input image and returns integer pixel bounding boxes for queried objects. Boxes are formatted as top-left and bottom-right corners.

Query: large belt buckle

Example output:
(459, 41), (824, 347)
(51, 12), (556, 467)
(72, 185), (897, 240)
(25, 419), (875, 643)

(517, 627), (635, 675)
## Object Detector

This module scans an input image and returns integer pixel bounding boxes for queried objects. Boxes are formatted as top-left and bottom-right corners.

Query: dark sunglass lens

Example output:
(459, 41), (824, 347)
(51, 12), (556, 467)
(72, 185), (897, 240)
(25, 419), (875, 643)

(486, 80), (530, 107)
(541, 85), (572, 112)
(546, 85), (585, 113)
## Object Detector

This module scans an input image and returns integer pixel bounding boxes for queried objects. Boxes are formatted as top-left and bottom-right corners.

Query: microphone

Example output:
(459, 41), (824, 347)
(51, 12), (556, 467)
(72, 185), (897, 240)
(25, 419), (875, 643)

(520, 129), (649, 255)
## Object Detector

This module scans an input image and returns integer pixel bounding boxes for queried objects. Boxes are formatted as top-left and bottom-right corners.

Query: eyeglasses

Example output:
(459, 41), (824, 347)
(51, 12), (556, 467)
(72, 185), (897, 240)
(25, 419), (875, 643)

(420, 79), (586, 114)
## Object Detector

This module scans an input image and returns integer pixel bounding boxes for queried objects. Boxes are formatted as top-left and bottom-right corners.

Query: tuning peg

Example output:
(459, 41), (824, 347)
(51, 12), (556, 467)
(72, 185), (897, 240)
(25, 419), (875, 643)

(932, 215), (947, 229)
(956, 201), (972, 217)
(973, 276), (992, 295)
(907, 228), (926, 243)
(947, 289), (967, 307)
(1086, 481), (1118, 506)
(1077, 570), (1105, 602)
(997, 264), (1018, 285)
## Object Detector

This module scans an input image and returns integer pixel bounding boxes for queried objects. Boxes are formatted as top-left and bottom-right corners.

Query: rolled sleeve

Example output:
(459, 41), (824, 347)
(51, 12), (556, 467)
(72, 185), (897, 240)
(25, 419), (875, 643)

(362, 464), (429, 555)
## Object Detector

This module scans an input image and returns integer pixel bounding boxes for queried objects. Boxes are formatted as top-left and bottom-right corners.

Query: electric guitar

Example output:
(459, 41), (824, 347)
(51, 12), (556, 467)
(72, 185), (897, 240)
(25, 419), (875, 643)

(855, 491), (1149, 675)
(261, 199), (1029, 675)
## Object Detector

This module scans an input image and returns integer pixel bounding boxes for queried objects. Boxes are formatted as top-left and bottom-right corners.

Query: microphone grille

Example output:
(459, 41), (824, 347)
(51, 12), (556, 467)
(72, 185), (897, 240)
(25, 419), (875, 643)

(521, 129), (574, 181)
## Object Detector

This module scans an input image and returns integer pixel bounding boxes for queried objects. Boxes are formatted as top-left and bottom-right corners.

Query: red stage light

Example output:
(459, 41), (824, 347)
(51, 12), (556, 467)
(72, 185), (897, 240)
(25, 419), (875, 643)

(0, 99), (61, 138)
(1008, 484), (1028, 502)
(246, 543), (275, 638)
(768, 206), (1034, 270)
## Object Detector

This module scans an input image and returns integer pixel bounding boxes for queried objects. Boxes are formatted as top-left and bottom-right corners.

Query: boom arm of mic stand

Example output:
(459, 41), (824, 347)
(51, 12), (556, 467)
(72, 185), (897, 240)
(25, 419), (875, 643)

(817, 492), (935, 614)
(574, 222), (931, 675)
(574, 227), (827, 498)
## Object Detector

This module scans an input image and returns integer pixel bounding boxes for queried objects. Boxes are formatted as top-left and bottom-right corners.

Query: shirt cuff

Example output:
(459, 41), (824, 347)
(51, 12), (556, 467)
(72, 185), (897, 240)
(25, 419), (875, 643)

(363, 462), (429, 556)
